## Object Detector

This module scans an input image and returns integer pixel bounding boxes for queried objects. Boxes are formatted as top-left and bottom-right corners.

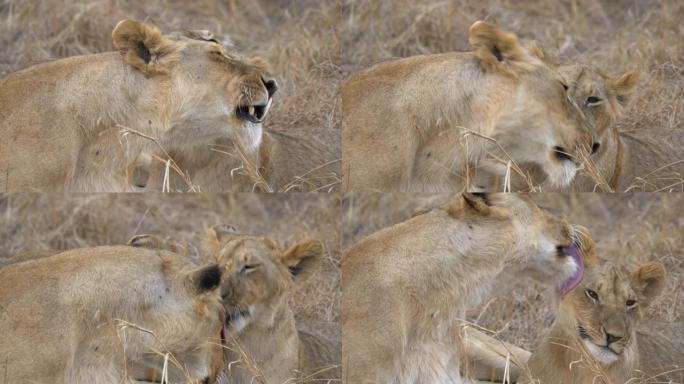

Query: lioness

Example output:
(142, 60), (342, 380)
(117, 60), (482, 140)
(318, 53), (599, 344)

(0, 20), (276, 192)
(342, 193), (589, 383)
(129, 229), (341, 383)
(527, 260), (684, 384)
(0, 245), (226, 383)
(342, 21), (598, 192)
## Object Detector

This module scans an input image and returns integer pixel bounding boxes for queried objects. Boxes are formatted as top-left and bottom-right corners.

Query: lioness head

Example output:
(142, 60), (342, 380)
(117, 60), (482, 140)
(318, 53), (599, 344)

(112, 20), (277, 152)
(454, 194), (593, 295)
(119, 242), (228, 383)
(203, 225), (322, 337)
(469, 22), (598, 188)
(563, 260), (665, 365)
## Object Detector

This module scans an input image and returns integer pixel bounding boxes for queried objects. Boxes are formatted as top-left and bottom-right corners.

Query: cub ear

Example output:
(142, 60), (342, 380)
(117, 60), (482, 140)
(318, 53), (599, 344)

(203, 224), (240, 254)
(112, 20), (182, 75)
(609, 70), (639, 106)
(127, 234), (182, 253)
(280, 240), (323, 284)
(469, 21), (534, 75)
(630, 262), (666, 307)
(189, 264), (224, 293)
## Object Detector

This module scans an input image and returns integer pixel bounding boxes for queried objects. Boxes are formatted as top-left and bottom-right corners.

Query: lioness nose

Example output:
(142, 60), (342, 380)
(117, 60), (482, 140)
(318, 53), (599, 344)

(606, 333), (622, 345)
(591, 142), (601, 155)
(263, 78), (278, 98)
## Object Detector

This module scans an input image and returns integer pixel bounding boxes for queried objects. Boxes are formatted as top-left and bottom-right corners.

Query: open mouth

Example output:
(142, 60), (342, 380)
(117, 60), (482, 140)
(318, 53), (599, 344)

(559, 245), (584, 297)
(235, 103), (268, 123)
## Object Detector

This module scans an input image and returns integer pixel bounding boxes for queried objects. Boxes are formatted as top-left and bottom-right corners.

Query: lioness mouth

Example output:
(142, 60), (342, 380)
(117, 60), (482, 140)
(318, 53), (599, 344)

(236, 103), (268, 123)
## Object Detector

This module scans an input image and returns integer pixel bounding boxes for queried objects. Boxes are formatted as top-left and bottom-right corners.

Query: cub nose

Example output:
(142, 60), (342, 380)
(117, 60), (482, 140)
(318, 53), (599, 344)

(262, 78), (278, 98)
(591, 142), (601, 155)
(606, 333), (622, 345)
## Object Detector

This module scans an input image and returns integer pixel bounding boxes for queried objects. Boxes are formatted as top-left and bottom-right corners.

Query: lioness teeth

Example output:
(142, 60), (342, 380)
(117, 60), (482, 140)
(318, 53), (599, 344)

(248, 106), (255, 116)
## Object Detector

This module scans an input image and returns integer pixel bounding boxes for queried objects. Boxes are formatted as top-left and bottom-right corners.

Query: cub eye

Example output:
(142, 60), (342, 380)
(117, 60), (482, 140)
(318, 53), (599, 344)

(585, 289), (599, 302)
(626, 299), (637, 308)
(561, 82), (569, 91)
(586, 96), (601, 106)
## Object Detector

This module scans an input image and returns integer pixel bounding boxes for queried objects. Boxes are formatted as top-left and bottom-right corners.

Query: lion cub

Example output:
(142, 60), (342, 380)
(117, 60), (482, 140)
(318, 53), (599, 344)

(0, 245), (226, 383)
(526, 259), (684, 384)
(342, 193), (590, 384)
(203, 226), (340, 383)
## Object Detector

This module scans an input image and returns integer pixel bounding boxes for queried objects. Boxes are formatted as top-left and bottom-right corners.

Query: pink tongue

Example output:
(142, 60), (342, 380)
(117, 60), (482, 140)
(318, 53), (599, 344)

(221, 325), (228, 344)
(560, 245), (584, 297)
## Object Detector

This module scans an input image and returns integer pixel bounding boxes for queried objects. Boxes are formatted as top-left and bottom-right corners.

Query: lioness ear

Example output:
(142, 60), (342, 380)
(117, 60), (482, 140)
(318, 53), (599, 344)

(609, 70), (640, 106)
(630, 262), (666, 306)
(469, 21), (533, 74)
(280, 240), (322, 284)
(189, 264), (224, 293)
(112, 20), (181, 75)
(572, 225), (598, 269)
(203, 224), (240, 254)
(128, 234), (166, 249)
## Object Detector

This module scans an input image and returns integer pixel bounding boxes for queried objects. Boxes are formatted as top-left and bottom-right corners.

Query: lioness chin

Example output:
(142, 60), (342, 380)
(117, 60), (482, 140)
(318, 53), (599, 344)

(0, 20), (276, 192)
(342, 21), (599, 193)
(342, 193), (591, 384)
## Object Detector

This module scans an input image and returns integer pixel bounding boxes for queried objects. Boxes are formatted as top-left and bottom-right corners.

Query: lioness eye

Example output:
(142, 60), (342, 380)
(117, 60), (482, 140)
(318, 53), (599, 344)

(585, 289), (599, 302)
(586, 96), (601, 105)
(561, 82), (568, 91)
(626, 299), (637, 308)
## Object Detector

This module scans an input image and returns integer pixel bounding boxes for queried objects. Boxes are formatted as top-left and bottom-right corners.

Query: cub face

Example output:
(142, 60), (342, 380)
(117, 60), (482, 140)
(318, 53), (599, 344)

(204, 225), (322, 336)
(566, 261), (665, 364)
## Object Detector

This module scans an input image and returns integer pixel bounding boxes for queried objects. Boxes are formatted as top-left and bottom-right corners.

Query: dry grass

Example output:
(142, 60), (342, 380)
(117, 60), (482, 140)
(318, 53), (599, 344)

(0, 193), (341, 347)
(342, 0), (684, 192)
(343, 193), (684, 382)
(0, 0), (341, 192)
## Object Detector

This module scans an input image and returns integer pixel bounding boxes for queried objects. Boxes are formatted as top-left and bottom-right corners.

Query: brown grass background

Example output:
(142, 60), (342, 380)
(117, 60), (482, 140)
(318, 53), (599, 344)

(342, 0), (684, 191)
(0, 0), (341, 192)
(0, 194), (341, 334)
(343, 193), (684, 355)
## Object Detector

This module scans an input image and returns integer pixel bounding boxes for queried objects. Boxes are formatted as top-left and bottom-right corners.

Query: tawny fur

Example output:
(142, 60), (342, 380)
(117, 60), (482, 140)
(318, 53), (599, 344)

(342, 21), (595, 193)
(342, 193), (588, 383)
(0, 20), (275, 192)
(203, 228), (340, 383)
(0, 245), (225, 383)
(526, 260), (683, 383)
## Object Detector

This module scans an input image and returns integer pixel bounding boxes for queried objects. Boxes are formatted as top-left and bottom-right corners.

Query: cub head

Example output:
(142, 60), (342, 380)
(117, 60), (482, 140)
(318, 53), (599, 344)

(559, 64), (638, 187)
(469, 21), (599, 188)
(204, 225), (322, 337)
(456, 194), (596, 295)
(112, 20), (277, 152)
(562, 260), (665, 365)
